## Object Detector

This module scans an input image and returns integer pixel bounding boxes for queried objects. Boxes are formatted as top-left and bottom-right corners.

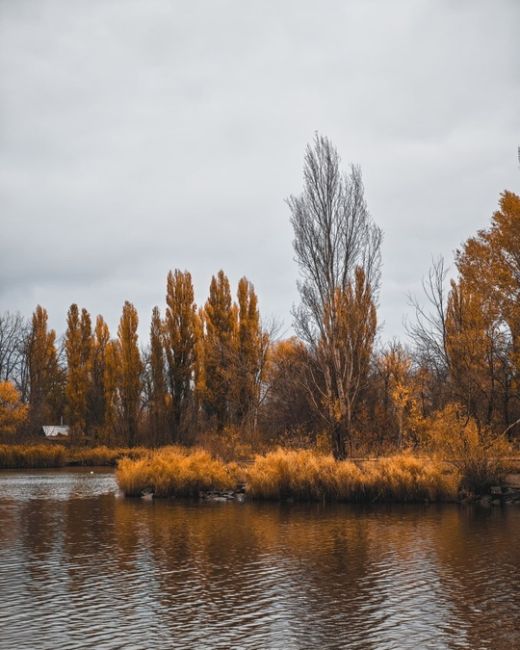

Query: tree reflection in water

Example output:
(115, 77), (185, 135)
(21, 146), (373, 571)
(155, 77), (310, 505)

(0, 469), (518, 649)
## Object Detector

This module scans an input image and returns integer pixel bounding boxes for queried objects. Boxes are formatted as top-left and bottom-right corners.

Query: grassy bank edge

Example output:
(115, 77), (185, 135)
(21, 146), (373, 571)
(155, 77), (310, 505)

(2, 444), (514, 503)
(0, 444), (147, 469)
(116, 447), (461, 503)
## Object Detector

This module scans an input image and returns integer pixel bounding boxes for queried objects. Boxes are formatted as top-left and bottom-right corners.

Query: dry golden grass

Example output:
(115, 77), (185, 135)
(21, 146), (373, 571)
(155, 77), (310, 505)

(116, 446), (236, 497)
(0, 444), (67, 468)
(246, 449), (458, 502)
(0, 444), (149, 469)
(0, 443), (459, 502)
(116, 446), (458, 502)
(68, 446), (148, 466)
(366, 454), (458, 502)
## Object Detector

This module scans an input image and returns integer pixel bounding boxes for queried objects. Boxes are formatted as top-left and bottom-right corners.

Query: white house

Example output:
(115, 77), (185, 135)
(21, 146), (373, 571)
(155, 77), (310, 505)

(40, 425), (70, 438)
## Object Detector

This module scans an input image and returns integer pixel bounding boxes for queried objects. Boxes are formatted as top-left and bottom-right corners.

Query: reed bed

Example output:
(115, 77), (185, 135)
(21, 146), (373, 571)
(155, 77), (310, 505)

(366, 454), (458, 502)
(116, 446), (236, 497)
(116, 446), (458, 502)
(0, 444), (148, 469)
(68, 446), (148, 466)
(0, 444), (67, 468)
(246, 449), (458, 502)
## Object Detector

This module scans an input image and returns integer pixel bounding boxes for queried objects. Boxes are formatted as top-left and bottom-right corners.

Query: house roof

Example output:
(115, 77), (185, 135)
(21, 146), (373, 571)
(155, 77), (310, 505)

(42, 426), (70, 437)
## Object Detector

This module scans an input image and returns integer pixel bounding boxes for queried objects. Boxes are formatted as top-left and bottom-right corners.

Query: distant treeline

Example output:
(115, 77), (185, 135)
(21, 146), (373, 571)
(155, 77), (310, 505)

(0, 270), (269, 448)
(1, 135), (519, 458)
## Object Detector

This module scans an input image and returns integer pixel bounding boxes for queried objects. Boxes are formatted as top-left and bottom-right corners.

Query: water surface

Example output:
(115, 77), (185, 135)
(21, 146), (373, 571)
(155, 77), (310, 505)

(0, 468), (518, 649)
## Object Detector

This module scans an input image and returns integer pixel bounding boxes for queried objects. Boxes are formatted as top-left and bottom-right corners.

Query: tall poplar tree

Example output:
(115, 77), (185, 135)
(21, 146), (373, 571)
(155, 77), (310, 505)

(91, 315), (110, 436)
(149, 306), (167, 445)
(28, 305), (62, 430)
(203, 270), (237, 429)
(234, 277), (264, 425)
(164, 270), (197, 442)
(104, 339), (121, 444)
(65, 305), (92, 437)
(118, 301), (142, 447)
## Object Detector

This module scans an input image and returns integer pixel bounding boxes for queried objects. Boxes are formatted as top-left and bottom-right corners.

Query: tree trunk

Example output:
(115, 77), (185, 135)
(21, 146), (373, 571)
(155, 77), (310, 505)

(332, 421), (347, 460)
(397, 410), (403, 449)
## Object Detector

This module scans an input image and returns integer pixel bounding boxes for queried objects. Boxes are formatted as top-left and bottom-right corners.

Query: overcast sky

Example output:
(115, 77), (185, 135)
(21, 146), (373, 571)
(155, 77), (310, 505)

(1, 0), (519, 344)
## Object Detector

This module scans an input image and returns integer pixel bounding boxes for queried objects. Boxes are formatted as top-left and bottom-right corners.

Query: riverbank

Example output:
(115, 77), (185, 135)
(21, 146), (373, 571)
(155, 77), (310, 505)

(0, 444), (147, 469)
(117, 447), (520, 504)
(116, 447), (461, 503)
(2, 443), (518, 504)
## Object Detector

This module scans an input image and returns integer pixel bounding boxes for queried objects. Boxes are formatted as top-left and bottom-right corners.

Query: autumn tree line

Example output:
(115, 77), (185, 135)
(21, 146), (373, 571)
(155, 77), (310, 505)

(0, 270), (269, 448)
(1, 134), (519, 457)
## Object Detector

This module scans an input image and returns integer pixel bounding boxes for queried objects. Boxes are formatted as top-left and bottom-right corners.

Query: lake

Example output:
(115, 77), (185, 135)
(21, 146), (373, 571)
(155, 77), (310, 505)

(0, 468), (518, 649)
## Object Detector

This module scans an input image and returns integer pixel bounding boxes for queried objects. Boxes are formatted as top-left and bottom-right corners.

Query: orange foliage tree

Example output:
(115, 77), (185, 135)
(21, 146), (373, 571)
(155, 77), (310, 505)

(376, 342), (422, 448)
(202, 270), (237, 430)
(454, 191), (520, 434)
(233, 277), (268, 429)
(27, 305), (63, 430)
(164, 270), (198, 443)
(90, 315), (111, 437)
(117, 301), (142, 447)
(148, 305), (168, 446)
(103, 338), (121, 445)
(65, 304), (93, 438)
(0, 381), (28, 434)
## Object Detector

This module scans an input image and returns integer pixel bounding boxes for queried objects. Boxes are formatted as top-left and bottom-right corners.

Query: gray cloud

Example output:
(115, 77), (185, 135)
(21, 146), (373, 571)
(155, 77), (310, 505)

(1, 0), (519, 342)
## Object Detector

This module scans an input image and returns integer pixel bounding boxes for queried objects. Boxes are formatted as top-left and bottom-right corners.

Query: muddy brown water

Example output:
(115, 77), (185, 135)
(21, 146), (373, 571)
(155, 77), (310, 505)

(0, 468), (519, 650)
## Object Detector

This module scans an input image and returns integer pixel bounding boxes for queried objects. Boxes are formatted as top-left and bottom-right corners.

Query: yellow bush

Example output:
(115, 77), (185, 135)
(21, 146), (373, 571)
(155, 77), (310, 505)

(0, 381), (28, 434)
(421, 404), (511, 494)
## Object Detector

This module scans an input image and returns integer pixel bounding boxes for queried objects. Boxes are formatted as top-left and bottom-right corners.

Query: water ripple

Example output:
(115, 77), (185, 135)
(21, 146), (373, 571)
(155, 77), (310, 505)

(0, 470), (519, 649)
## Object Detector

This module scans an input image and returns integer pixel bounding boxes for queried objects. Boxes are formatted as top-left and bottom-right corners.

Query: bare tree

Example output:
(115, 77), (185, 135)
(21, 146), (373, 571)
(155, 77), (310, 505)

(0, 311), (30, 394)
(407, 257), (451, 392)
(288, 134), (382, 458)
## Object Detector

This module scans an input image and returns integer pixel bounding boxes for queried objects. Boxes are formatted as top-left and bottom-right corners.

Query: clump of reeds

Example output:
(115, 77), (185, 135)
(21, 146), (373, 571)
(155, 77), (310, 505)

(245, 448), (362, 500)
(366, 453), (457, 502)
(246, 449), (458, 502)
(116, 446), (236, 497)
(0, 443), (149, 469)
(0, 444), (67, 469)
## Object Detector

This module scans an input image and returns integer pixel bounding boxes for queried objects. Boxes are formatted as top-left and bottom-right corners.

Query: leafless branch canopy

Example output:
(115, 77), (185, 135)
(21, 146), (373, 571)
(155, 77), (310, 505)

(288, 133), (382, 346)
(406, 256), (450, 379)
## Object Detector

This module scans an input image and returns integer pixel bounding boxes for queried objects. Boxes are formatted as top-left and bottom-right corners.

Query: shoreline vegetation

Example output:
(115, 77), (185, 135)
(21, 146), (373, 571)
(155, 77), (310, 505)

(3, 442), (517, 504)
(115, 446), (520, 504)
(1, 138), (520, 507)
(0, 444), (147, 469)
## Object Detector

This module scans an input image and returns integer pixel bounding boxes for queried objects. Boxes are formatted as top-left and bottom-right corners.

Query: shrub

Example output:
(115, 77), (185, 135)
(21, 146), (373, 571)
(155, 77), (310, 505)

(422, 404), (511, 495)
